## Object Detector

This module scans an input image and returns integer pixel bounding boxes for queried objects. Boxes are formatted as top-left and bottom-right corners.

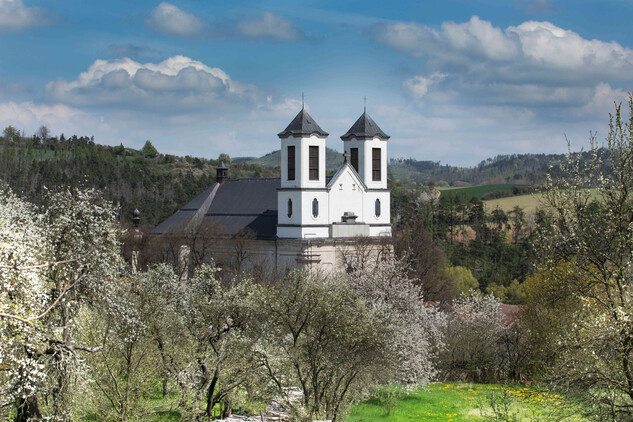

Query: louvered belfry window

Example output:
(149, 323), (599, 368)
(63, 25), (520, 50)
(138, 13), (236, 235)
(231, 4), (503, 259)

(287, 146), (295, 180)
(350, 148), (359, 172)
(372, 148), (381, 181)
(309, 146), (319, 180)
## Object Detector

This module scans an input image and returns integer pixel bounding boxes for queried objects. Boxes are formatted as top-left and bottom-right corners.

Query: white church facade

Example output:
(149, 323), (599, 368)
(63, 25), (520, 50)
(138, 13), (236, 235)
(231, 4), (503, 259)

(152, 107), (392, 272)
(276, 106), (391, 239)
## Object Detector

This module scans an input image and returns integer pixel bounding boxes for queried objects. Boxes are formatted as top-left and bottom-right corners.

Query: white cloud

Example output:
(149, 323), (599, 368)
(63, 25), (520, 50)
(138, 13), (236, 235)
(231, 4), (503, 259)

(146, 2), (204, 37)
(0, 101), (109, 138)
(237, 11), (304, 41)
(403, 73), (447, 100)
(0, 0), (53, 32)
(373, 16), (633, 80)
(45, 56), (258, 111)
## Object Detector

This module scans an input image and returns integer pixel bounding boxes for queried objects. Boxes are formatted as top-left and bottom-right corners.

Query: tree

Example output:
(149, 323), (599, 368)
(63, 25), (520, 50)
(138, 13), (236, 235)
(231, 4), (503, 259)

(3, 125), (19, 142)
(445, 265), (479, 295)
(394, 216), (458, 303)
(257, 260), (443, 422)
(533, 95), (633, 418)
(436, 293), (506, 382)
(142, 140), (158, 158)
(509, 206), (525, 244)
(0, 187), (123, 420)
(37, 126), (50, 143)
(217, 153), (231, 164)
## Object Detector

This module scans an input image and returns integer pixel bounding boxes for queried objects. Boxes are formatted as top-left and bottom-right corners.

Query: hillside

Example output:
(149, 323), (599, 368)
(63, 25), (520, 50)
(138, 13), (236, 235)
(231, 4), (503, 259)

(0, 135), (279, 226)
(248, 150), (573, 186)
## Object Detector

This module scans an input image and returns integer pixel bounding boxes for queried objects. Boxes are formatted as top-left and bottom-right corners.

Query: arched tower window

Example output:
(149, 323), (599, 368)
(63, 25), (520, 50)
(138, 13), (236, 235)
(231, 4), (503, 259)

(375, 198), (381, 217)
(287, 198), (293, 218)
(312, 198), (319, 218)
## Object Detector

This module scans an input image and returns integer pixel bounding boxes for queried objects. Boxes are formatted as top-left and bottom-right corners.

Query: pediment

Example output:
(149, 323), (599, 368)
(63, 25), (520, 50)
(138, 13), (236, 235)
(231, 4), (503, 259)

(327, 162), (367, 192)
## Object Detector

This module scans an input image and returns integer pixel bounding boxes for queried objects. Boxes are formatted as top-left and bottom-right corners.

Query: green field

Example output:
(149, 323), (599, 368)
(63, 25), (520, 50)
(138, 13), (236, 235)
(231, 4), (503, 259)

(484, 189), (601, 214)
(438, 184), (529, 200)
(347, 383), (588, 422)
(484, 193), (544, 214)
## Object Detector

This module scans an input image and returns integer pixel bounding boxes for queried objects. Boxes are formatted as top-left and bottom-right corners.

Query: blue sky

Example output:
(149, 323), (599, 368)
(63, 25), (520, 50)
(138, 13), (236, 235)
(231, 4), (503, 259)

(1, 0), (633, 166)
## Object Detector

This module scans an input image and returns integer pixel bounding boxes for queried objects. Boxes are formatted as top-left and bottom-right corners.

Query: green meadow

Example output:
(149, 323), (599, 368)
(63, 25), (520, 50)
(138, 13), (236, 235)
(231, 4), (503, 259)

(347, 383), (588, 422)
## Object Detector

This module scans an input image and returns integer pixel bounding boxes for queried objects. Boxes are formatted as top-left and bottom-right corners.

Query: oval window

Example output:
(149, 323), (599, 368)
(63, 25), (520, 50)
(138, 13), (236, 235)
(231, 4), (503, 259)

(375, 198), (381, 217)
(288, 198), (293, 218)
(312, 198), (319, 218)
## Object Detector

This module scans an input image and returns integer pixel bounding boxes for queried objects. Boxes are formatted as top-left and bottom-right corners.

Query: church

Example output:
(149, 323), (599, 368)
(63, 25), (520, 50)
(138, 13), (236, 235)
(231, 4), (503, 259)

(152, 106), (392, 273)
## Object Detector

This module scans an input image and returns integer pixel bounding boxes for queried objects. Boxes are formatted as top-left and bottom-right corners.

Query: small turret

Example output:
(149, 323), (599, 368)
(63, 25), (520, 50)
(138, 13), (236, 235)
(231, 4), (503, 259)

(216, 161), (228, 184)
(132, 208), (140, 227)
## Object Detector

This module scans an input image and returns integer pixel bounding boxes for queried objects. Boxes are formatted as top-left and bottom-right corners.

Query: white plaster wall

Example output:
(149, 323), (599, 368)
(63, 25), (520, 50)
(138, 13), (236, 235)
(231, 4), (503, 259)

(299, 135), (327, 189)
(343, 138), (365, 178)
(277, 226), (301, 239)
(328, 168), (365, 223)
(363, 190), (391, 226)
(342, 136), (388, 189)
(280, 137), (302, 189)
(280, 135), (327, 189)
(300, 190), (329, 227)
(362, 137), (388, 190)
(369, 225), (392, 236)
(299, 226), (330, 238)
(277, 190), (303, 226)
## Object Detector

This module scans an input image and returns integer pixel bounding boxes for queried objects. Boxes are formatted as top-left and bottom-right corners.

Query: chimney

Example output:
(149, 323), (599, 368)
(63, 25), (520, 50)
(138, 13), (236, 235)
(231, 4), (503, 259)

(216, 161), (228, 184)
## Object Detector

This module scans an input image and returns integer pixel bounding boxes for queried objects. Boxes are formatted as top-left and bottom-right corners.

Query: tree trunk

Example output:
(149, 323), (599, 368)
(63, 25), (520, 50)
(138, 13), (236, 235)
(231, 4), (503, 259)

(15, 396), (42, 422)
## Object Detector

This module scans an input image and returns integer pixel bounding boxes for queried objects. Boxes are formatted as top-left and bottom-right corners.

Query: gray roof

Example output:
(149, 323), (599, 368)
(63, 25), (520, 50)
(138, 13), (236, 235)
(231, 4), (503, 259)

(278, 108), (329, 138)
(152, 178), (280, 240)
(340, 111), (390, 140)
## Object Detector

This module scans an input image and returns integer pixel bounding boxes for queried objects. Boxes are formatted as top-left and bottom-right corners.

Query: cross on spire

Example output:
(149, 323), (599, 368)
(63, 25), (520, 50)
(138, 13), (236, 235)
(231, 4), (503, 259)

(302, 92), (305, 110)
(364, 96), (367, 113)
(343, 150), (350, 163)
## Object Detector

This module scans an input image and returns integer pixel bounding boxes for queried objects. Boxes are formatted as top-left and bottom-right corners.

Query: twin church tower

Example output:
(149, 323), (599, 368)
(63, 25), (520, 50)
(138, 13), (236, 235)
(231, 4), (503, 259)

(276, 106), (391, 239)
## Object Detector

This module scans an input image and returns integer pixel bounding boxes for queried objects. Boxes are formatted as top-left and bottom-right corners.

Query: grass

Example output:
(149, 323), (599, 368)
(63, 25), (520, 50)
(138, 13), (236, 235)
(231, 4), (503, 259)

(484, 188), (601, 214)
(484, 193), (545, 214)
(437, 184), (529, 200)
(346, 383), (589, 422)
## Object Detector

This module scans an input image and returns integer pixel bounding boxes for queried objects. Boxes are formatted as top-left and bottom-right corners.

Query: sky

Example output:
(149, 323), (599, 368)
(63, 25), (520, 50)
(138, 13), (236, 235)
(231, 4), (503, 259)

(1, 0), (633, 166)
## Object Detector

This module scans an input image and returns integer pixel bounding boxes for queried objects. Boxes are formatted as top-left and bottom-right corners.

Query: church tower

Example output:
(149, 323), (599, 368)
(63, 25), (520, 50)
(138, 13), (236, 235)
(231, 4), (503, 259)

(277, 107), (330, 239)
(341, 110), (391, 237)
(340, 110), (389, 189)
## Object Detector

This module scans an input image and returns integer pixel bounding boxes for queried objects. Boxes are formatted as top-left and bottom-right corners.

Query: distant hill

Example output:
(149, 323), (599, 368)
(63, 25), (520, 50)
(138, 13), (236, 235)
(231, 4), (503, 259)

(248, 147), (345, 173)
(248, 150), (571, 186)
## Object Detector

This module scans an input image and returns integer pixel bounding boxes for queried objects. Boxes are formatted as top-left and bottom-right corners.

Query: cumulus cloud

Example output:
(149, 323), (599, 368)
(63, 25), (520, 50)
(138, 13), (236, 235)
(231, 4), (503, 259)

(146, 2), (204, 37)
(0, 0), (54, 32)
(373, 14), (633, 122)
(45, 55), (259, 111)
(373, 16), (633, 80)
(237, 12), (304, 41)
(403, 73), (447, 100)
